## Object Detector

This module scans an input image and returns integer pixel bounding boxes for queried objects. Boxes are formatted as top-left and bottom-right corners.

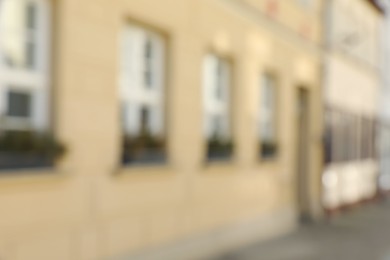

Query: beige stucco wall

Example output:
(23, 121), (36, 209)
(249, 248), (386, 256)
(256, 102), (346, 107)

(0, 0), (323, 259)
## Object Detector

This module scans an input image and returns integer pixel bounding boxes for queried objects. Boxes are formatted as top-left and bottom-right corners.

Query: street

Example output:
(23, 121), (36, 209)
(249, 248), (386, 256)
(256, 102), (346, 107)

(214, 199), (390, 260)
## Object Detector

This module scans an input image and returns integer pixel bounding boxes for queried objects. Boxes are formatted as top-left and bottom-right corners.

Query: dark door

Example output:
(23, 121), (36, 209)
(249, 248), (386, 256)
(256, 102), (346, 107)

(297, 88), (311, 222)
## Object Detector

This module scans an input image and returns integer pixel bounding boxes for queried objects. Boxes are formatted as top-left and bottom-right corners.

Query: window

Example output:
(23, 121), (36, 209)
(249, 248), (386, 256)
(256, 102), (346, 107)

(327, 109), (341, 163)
(0, 0), (59, 170)
(7, 90), (32, 118)
(360, 117), (372, 160)
(259, 74), (278, 159)
(144, 37), (154, 88)
(1, 0), (40, 69)
(120, 23), (166, 165)
(0, 0), (50, 130)
(370, 118), (377, 159)
(324, 108), (377, 165)
(203, 54), (233, 161)
(345, 113), (360, 162)
(26, 1), (37, 68)
(324, 108), (333, 164)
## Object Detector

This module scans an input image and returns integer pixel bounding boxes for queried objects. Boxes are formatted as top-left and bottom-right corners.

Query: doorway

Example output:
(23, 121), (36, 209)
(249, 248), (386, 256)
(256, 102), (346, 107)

(296, 88), (311, 222)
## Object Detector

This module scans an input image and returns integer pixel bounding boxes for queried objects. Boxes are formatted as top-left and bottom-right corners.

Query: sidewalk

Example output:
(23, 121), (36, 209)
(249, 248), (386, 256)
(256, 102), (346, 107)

(213, 199), (390, 260)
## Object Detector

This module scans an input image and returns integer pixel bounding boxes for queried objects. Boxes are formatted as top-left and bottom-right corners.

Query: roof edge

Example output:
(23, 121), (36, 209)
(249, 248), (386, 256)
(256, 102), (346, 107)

(367, 0), (385, 14)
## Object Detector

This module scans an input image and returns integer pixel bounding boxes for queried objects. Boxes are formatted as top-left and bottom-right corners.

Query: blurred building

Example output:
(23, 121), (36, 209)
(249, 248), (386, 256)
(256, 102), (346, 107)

(0, 0), (324, 259)
(378, 0), (390, 193)
(322, 0), (385, 211)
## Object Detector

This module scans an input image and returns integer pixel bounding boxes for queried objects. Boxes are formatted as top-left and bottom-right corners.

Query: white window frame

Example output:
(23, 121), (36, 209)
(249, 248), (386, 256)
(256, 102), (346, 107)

(120, 23), (166, 139)
(203, 53), (231, 141)
(0, 0), (51, 132)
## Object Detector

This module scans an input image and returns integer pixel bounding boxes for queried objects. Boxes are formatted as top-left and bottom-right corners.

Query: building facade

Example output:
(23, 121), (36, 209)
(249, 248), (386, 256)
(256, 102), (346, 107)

(378, 0), (390, 193)
(0, 0), (323, 259)
(322, 0), (384, 211)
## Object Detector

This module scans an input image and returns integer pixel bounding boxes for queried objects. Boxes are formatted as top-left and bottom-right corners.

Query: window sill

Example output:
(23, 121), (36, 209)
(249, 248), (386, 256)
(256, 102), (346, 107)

(206, 157), (233, 163)
(259, 155), (279, 163)
(0, 166), (69, 186)
(256, 158), (280, 167)
(202, 160), (236, 174)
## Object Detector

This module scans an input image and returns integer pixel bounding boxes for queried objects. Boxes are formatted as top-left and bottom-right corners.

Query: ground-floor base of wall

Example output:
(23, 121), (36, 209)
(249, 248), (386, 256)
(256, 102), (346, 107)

(114, 206), (297, 260)
(324, 192), (382, 219)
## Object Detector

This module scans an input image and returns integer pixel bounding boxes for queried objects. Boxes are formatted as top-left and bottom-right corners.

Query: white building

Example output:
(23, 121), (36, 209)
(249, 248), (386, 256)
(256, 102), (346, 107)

(378, 0), (390, 192)
(322, 0), (384, 211)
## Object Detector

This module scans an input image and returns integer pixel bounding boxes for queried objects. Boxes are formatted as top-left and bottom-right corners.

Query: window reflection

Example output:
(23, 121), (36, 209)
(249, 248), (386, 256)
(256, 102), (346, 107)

(0, 0), (38, 69)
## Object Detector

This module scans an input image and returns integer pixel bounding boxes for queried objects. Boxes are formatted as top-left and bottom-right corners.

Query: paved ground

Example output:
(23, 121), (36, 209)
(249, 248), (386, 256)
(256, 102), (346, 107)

(214, 199), (390, 260)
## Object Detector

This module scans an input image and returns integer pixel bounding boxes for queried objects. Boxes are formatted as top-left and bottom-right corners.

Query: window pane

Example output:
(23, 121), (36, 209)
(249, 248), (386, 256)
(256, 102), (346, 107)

(7, 90), (32, 118)
(26, 41), (35, 68)
(121, 24), (166, 136)
(144, 37), (153, 88)
(140, 105), (150, 134)
(0, 0), (39, 69)
(324, 109), (333, 164)
(203, 54), (231, 140)
(215, 59), (223, 100)
(362, 117), (370, 159)
(203, 54), (232, 161)
(260, 75), (276, 142)
(120, 24), (166, 165)
(212, 114), (222, 138)
(260, 74), (278, 158)
(26, 2), (37, 30)
(371, 119), (377, 159)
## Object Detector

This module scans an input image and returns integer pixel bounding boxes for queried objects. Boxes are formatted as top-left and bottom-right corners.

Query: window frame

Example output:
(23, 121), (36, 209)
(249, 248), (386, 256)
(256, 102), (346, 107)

(119, 20), (169, 167)
(202, 52), (234, 163)
(0, 0), (61, 172)
(0, 0), (51, 132)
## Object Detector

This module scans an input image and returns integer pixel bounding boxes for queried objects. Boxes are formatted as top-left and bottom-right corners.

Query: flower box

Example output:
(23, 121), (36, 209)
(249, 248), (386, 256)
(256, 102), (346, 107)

(207, 138), (233, 161)
(260, 141), (278, 159)
(0, 131), (66, 171)
(122, 134), (166, 165)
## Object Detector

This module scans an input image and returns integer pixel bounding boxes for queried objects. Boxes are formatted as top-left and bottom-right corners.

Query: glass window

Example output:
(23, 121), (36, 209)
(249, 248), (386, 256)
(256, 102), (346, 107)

(215, 59), (224, 100)
(0, 0), (60, 170)
(7, 90), (31, 118)
(120, 23), (166, 165)
(26, 2), (37, 30)
(361, 117), (370, 160)
(0, 0), (39, 69)
(0, 0), (50, 131)
(370, 119), (377, 159)
(324, 108), (333, 164)
(203, 54), (232, 161)
(259, 74), (278, 159)
(341, 112), (350, 162)
(144, 37), (153, 88)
